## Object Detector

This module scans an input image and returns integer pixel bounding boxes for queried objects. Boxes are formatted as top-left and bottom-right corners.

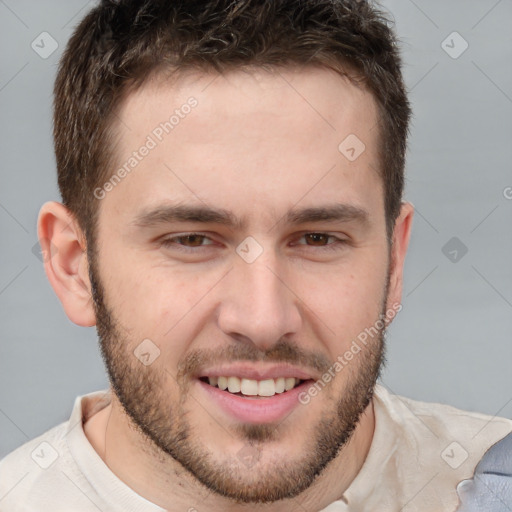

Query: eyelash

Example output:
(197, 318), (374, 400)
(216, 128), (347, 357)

(160, 232), (347, 252)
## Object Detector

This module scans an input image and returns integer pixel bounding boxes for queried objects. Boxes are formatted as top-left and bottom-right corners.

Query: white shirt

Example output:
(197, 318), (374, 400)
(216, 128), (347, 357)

(1, 385), (510, 512)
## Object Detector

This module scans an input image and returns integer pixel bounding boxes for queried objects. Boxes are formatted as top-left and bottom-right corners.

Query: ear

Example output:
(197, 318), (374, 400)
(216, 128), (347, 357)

(37, 201), (96, 327)
(386, 201), (414, 313)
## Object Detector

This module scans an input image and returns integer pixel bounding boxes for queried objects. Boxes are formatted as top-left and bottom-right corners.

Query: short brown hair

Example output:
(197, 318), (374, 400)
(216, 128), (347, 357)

(54, 0), (411, 244)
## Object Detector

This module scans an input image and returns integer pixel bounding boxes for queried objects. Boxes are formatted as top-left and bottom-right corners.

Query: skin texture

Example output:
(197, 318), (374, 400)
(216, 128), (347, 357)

(38, 66), (414, 511)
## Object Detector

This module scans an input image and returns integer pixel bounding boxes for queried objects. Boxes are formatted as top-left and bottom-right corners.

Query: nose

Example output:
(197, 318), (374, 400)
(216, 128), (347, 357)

(216, 247), (302, 351)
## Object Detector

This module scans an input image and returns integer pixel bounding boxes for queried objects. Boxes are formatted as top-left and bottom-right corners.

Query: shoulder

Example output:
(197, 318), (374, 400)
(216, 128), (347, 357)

(0, 390), (110, 511)
(0, 418), (70, 470)
(373, 385), (512, 508)
(374, 384), (512, 443)
(0, 420), (73, 509)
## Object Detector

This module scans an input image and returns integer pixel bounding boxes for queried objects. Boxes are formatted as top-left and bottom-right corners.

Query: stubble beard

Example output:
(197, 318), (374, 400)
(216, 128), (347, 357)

(88, 248), (389, 504)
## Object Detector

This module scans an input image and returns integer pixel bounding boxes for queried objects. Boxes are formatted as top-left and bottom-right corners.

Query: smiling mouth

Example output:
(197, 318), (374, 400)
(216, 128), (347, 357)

(199, 376), (310, 398)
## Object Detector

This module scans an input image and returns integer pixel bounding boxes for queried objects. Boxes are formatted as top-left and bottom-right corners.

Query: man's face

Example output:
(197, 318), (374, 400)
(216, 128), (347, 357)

(89, 66), (393, 502)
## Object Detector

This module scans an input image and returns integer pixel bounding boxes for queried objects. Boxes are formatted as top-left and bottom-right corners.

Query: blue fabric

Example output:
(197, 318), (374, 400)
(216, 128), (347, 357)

(456, 432), (512, 511)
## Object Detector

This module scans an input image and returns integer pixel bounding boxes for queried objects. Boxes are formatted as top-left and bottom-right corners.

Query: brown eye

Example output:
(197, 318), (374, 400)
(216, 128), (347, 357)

(176, 234), (207, 247)
(161, 233), (215, 250)
(304, 233), (331, 246)
(293, 233), (348, 252)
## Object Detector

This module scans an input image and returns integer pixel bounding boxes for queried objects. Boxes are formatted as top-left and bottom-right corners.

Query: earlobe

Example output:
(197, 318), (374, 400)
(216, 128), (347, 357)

(37, 201), (96, 327)
(386, 201), (414, 312)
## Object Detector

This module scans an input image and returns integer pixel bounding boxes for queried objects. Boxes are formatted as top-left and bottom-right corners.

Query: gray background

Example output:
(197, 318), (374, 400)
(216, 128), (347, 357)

(1, 0), (511, 459)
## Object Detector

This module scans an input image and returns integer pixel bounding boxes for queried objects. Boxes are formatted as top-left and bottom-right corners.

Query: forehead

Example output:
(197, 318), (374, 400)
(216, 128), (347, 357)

(103, 66), (383, 227)
(118, 65), (378, 142)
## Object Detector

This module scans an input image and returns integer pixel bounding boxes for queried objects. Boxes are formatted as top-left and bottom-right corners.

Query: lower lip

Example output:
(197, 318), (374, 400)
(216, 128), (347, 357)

(197, 379), (313, 424)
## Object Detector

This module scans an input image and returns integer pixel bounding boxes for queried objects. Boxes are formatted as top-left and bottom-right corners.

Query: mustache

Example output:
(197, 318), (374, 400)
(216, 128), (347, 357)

(176, 339), (333, 381)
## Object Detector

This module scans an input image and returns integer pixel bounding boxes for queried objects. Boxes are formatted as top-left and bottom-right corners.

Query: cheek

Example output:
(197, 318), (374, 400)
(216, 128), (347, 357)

(292, 255), (388, 345)
(99, 251), (220, 339)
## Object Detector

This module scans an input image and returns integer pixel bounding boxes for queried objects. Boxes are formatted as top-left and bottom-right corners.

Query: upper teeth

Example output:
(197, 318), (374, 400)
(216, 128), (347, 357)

(207, 376), (300, 397)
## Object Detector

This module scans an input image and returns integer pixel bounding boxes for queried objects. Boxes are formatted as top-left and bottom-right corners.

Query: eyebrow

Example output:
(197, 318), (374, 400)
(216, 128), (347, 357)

(132, 203), (370, 231)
